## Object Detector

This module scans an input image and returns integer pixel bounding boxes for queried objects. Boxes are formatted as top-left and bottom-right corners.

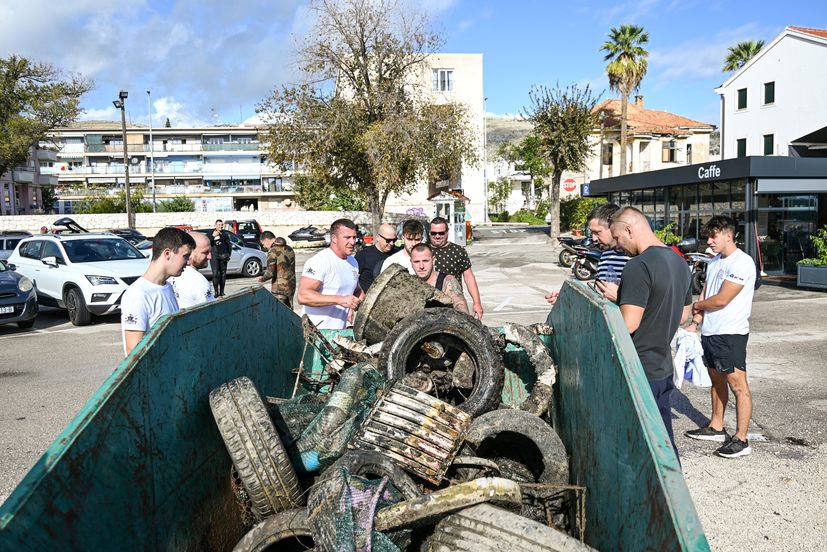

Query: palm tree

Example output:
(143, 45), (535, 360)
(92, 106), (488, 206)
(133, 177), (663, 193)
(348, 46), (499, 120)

(600, 24), (649, 176)
(722, 40), (765, 72)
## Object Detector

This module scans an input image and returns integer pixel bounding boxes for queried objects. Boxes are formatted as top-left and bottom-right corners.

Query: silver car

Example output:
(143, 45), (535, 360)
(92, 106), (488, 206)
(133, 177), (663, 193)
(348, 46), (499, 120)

(197, 230), (266, 278)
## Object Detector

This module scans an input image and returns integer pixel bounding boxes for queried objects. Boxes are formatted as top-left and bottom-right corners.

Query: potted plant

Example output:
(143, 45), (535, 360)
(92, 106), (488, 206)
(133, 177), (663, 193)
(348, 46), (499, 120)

(797, 225), (827, 290)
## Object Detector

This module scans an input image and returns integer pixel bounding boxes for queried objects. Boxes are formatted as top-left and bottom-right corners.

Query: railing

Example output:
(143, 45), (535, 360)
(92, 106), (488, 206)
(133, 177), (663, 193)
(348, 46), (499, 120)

(36, 149), (58, 161)
(12, 170), (34, 183)
(201, 143), (260, 151)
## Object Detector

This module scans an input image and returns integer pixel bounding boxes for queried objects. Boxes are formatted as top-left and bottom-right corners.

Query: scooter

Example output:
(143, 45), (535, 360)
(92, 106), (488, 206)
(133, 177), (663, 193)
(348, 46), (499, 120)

(557, 236), (596, 268)
(572, 248), (601, 281)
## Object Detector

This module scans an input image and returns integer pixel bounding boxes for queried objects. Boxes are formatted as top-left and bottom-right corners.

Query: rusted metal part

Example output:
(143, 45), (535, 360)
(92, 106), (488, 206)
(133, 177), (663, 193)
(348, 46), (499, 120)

(352, 383), (472, 484)
(502, 322), (557, 416)
(421, 340), (446, 359)
(529, 322), (554, 336)
(451, 352), (475, 389)
(401, 371), (434, 393)
(373, 477), (522, 531)
(520, 482), (588, 542)
(353, 264), (452, 345)
(332, 334), (382, 357)
(450, 455), (501, 477)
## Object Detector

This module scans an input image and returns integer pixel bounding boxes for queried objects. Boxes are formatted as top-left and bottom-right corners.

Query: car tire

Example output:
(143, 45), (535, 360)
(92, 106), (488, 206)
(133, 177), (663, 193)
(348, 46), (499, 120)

(558, 250), (575, 268)
(209, 377), (303, 520)
(17, 319), (35, 329)
(379, 308), (504, 416)
(232, 508), (313, 552)
(64, 287), (92, 326)
(243, 258), (262, 278)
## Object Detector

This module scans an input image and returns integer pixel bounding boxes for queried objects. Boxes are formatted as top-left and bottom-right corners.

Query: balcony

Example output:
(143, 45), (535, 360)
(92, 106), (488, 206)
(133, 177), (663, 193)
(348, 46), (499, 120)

(36, 149), (58, 162)
(38, 174), (58, 186)
(86, 144), (150, 154)
(12, 169), (34, 183)
(201, 143), (260, 152)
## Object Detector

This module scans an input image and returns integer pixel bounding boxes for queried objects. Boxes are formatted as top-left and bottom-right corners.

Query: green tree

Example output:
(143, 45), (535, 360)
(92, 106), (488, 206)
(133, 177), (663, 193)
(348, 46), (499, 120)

(159, 196), (195, 212)
(0, 55), (92, 180)
(524, 83), (600, 238)
(164, 117), (171, 128)
(257, 0), (478, 232)
(497, 134), (552, 215)
(600, 24), (649, 176)
(77, 191), (152, 214)
(487, 177), (512, 215)
(722, 40), (765, 72)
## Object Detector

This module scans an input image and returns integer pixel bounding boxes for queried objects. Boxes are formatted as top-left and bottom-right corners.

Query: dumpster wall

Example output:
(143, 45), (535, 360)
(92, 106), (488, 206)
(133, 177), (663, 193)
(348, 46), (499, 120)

(0, 288), (303, 551)
(549, 280), (709, 551)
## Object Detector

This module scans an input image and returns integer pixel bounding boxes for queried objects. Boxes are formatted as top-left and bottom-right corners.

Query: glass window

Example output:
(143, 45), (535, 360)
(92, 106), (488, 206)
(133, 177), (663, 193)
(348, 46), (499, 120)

(431, 69), (454, 92)
(698, 183), (714, 227)
(736, 138), (747, 157)
(601, 142), (613, 165)
(763, 134), (774, 156)
(19, 241), (43, 259)
(63, 239), (143, 263)
(661, 140), (677, 163)
(763, 82), (775, 105)
(41, 241), (66, 264)
(711, 181), (731, 216)
(737, 88), (747, 110)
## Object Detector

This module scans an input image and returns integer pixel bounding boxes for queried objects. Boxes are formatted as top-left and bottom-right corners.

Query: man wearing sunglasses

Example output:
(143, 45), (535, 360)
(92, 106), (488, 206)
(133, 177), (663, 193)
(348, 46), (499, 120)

(354, 223), (398, 292)
(428, 217), (483, 319)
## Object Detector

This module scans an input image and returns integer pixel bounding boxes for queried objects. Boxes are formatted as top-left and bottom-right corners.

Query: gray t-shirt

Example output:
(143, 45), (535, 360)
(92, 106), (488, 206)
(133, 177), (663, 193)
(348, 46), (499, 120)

(618, 246), (692, 380)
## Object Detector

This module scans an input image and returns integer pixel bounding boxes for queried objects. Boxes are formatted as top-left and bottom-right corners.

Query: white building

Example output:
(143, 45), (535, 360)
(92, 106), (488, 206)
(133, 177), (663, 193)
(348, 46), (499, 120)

(0, 147), (58, 215)
(715, 26), (827, 159)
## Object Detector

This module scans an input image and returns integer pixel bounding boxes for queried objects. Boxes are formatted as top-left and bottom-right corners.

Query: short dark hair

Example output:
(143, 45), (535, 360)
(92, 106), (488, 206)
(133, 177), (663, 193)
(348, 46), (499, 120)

(330, 218), (357, 235)
(260, 230), (276, 240)
(410, 243), (433, 256)
(274, 237), (286, 246)
(588, 203), (620, 227)
(703, 215), (738, 237)
(430, 216), (448, 228)
(152, 227), (195, 260)
(403, 219), (424, 237)
(215, 219), (223, 224)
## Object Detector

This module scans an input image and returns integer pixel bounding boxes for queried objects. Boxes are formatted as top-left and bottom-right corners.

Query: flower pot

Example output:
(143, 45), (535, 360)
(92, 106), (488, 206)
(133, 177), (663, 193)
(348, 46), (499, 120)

(797, 264), (827, 290)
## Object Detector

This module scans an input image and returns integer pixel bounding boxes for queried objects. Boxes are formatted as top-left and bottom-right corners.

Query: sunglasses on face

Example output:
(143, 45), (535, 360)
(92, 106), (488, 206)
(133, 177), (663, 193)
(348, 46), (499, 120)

(430, 231), (446, 236)
(379, 235), (397, 242)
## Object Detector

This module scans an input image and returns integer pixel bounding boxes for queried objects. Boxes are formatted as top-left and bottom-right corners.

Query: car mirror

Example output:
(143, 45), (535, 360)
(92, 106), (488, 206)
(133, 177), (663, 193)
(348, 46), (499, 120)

(41, 256), (58, 267)
(7, 263), (16, 271)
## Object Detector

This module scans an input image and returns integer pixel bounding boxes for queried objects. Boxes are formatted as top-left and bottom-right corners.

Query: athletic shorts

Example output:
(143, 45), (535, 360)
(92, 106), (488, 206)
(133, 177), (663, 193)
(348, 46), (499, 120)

(701, 334), (749, 374)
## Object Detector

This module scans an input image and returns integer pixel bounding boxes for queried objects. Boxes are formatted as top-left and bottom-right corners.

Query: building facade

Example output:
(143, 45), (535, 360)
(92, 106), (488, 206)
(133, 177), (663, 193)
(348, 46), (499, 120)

(0, 147), (58, 216)
(715, 26), (827, 159)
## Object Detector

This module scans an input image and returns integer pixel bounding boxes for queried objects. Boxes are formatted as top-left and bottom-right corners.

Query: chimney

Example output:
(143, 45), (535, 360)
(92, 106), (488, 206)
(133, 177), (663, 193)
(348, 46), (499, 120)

(635, 95), (644, 107)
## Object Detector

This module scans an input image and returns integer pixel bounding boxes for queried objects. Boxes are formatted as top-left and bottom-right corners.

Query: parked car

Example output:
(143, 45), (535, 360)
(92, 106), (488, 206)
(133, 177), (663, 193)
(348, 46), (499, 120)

(0, 259), (38, 329)
(0, 231), (32, 261)
(7, 234), (149, 326)
(108, 228), (147, 245)
(196, 230), (266, 278)
(223, 219), (263, 249)
(134, 240), (153, 258)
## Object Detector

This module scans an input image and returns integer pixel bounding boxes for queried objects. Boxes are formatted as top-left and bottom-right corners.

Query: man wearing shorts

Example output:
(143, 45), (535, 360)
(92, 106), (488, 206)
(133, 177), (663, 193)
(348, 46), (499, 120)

(685, 215), (756, 458)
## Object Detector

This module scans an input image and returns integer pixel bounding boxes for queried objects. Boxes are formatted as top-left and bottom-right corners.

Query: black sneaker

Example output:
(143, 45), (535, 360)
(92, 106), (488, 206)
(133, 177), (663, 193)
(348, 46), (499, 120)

(685, 426), (729, 442)
(716, 436), (752, 458)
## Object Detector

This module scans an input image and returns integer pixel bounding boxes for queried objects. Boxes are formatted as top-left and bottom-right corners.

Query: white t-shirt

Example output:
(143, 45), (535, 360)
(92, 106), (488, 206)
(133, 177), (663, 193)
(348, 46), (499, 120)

(121, 277), (179, 354)
(169, 266), (215, 309)
(380, 249), (414, 275)
(300, 248), (359, 329)
(701, 248), (755, 336)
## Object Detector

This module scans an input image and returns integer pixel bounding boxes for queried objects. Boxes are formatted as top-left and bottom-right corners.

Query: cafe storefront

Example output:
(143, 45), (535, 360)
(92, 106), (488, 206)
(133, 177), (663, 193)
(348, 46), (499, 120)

(585, 157), (827, 275)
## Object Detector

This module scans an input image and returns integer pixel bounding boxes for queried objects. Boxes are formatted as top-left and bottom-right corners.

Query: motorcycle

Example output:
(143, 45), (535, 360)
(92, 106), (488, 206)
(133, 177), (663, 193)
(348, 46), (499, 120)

(572, 248), (601, 281)
(288, 225), (327, 242)
(557, 236), (596, 268)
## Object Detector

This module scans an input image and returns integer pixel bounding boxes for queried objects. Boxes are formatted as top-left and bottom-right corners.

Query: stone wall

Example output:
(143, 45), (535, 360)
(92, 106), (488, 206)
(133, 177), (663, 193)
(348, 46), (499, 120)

(0, 210), (411, 238)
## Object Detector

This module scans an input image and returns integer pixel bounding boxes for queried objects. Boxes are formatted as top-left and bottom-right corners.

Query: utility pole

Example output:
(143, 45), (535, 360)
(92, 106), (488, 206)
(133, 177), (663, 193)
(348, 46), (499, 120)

(147, 90), (156, 212)
(112, 90), (134, 228)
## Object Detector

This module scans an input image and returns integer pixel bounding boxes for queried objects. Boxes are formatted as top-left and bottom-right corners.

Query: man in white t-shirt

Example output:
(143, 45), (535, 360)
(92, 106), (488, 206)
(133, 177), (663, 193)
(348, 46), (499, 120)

(169, 231), (214, 309)
(378, 219), (424, 276)
(121, 227), (194, 355)
(297, 218), (362, 329)
(685, 215), (757, 459)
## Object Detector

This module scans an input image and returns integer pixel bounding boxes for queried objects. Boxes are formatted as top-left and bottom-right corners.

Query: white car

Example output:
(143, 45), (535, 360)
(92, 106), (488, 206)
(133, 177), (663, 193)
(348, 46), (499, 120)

(7, 234), (149, 326)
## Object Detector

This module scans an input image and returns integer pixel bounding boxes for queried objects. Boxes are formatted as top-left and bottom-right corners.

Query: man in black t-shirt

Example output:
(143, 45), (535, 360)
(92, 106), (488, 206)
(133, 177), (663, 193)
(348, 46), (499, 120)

(611, 207), (692, 456)
(429, 217), (483, 319)
(354, 223), (398, 292)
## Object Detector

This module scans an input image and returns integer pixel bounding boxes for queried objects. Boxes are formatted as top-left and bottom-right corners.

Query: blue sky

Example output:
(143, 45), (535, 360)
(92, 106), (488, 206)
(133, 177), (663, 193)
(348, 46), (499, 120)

(1, 0), (825, 128)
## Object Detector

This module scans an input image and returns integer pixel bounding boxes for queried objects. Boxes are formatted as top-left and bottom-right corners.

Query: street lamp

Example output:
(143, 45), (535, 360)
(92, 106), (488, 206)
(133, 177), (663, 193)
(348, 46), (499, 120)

(598, 111), (606, 180)
(112, 90), (134, 228)
(147, 90), (156, 212)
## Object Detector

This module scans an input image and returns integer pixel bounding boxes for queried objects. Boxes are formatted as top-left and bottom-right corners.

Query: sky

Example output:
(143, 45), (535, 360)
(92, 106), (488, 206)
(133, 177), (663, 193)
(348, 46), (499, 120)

(1, 0), (825, 129)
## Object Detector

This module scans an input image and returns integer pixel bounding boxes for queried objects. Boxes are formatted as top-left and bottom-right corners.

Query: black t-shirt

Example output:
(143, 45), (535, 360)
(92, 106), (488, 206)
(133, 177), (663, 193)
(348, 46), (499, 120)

(618, 246), (692, 381)
(355, 245), (398, 292)
(433, 242), (471, 287)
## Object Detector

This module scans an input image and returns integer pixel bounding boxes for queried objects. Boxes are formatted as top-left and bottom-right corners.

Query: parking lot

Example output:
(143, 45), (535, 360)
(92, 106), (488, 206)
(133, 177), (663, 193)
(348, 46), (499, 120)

(1, 231), (825, 550)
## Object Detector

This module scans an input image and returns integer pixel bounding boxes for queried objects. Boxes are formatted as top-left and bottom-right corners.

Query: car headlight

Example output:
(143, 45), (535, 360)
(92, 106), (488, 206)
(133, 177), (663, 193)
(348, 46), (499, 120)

(18, 277), (33, 293)
(85, 275), (119, 286)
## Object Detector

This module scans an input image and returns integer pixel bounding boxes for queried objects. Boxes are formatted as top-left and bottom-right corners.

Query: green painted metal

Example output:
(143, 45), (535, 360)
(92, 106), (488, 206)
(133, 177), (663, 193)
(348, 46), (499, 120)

(0, 283), (709, 551)
(549, 280), (709, 551)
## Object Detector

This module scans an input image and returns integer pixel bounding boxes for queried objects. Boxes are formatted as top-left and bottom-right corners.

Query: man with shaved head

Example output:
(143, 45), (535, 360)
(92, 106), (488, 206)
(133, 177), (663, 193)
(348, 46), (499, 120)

(258, 231), (296, 309)
(610, 206), (692, 457)
(355, 223), (398, 292)
(169, 231), (215, 308)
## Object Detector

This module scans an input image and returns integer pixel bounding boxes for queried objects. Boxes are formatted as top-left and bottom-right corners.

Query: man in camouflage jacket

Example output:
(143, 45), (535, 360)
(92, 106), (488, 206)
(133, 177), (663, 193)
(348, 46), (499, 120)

(257, 231), (296, 309)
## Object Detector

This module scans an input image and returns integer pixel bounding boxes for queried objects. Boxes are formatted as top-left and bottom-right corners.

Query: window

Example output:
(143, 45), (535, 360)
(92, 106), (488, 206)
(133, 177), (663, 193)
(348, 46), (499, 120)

(19, 240), (43, 259)
(737, 88), (747, 110)
(763, 82), (775, 105)
(736, 138), (747, 157)
(431, 69), (454, 92)
(41, 241), (65, 264)
(763, 134), (774, 156)
(601, 142), (613, 165)
(662, 140), (677, 163)
(686, 143), (693, 165)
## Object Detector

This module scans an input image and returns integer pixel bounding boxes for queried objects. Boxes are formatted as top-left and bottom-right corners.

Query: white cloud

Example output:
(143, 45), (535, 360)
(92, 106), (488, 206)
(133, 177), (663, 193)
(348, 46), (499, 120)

(586, 0), (661, 25)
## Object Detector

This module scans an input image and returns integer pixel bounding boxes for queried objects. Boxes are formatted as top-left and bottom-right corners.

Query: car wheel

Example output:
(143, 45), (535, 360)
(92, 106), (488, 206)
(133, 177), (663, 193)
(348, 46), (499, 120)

(65, 287), (92, 326)
(17, 319), (35, 329)
(243, 258), (262, 278)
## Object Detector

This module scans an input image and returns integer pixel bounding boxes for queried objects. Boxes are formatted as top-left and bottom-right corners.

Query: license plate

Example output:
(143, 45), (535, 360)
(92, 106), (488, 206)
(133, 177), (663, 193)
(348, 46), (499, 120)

(0, 306), (14, 314)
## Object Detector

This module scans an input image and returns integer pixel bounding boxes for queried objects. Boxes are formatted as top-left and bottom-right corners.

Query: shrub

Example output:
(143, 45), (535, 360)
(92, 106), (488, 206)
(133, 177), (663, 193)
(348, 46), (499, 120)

(798, 225), (827, 266)
(560, 197), (606, 232)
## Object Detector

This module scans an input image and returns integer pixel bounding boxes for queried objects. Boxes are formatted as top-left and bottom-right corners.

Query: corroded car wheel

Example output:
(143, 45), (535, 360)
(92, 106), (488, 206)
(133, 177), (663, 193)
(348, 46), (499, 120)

(232, 508), (314, 552)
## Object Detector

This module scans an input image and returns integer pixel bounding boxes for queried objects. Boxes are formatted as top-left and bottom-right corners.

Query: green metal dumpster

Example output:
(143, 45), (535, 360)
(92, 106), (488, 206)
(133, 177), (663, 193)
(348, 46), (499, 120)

(0, 282), (709, 550)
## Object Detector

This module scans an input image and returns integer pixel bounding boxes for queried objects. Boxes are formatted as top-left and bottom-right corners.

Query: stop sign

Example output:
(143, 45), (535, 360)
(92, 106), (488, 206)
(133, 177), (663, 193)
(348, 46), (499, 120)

(563, 179), (577, 192)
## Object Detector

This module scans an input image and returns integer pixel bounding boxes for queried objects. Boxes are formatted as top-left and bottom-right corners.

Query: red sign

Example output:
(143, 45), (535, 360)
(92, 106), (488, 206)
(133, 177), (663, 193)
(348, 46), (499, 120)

(562, 179), (577, 192)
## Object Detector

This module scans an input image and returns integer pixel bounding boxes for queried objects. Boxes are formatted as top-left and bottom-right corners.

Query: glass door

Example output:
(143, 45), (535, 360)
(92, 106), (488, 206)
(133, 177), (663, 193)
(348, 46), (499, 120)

(756, 194), (818, 274)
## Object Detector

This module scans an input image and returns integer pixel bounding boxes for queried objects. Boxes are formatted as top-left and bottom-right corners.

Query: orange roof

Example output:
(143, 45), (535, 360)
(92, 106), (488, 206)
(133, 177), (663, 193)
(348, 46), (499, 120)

(593, 99), (714, 136)
(428, 190), (469, 201)
(788, 26), (827, 40)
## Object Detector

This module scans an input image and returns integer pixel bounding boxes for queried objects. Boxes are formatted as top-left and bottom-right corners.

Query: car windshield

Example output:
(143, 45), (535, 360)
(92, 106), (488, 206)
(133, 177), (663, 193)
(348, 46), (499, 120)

(0, 261), (8, 272)
(62, 238), (145, 263)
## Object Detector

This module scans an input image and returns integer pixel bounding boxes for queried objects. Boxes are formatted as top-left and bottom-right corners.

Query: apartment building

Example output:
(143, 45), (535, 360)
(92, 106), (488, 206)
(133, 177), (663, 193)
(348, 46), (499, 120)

(0, 147), (58, 216)
(47, 123), (296, 214)
(715, 26), (827, 159)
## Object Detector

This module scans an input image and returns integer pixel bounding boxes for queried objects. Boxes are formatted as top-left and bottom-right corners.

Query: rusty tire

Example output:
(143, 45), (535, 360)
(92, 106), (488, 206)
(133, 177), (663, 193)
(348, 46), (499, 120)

(379, 308), (504, 416)
(209, 377), (303, 520)
(232, 508), (314, 552)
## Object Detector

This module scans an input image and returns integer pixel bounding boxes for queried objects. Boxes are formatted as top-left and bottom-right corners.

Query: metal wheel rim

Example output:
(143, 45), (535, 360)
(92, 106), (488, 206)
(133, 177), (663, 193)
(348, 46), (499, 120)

(245, 260), (261, 276)
(574, 265), (592, 280)
(66, 291), (78, 320)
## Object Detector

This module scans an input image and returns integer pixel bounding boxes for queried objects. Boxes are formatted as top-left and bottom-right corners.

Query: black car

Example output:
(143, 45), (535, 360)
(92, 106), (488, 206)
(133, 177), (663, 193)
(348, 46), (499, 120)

(0, 260), (38, 329)
(108, 228), (148, 245)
